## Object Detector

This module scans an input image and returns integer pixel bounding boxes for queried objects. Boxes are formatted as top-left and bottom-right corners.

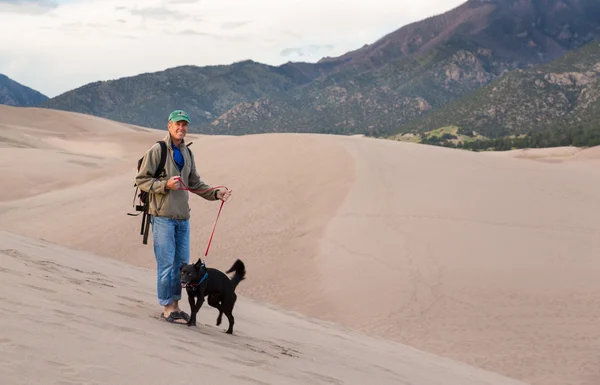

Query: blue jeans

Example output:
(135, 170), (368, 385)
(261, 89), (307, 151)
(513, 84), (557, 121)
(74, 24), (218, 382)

(151, 215), (190, 306)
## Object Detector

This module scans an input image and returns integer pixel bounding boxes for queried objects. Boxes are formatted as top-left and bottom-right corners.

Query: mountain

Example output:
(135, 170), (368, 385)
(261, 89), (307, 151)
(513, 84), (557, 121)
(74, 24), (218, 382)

(41, 60), (334, 129)
(204, 44), (506, 135)
(0, 74), (48, 107)
(40, 0), (600, 135)
(201, 45), (495, 135)
(394, 41), (600, 150)
(205, 0), (600, 136)
(318, 0), (600, 72)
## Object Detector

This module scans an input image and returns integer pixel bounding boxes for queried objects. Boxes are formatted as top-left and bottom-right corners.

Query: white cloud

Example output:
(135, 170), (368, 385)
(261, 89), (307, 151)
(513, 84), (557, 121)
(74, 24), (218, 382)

(0, 0), (58, 14)
(0, 0), (466, 97)
(168, 0), (201, 3)
(281, 44), (335, 57)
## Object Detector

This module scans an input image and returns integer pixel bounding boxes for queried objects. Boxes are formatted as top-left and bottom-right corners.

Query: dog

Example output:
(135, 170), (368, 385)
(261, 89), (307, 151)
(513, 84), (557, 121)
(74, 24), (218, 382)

(180, 258), (246, 334)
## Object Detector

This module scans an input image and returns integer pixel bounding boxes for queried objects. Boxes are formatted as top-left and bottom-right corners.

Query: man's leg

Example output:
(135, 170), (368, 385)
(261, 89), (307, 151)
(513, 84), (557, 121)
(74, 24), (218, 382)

(172, 218), (191, 314)
(152, 215), (185, 324)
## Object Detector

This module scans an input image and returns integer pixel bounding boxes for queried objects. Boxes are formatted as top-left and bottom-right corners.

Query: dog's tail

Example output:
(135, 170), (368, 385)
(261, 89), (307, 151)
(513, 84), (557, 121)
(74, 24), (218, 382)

(226, 259), (246, 290)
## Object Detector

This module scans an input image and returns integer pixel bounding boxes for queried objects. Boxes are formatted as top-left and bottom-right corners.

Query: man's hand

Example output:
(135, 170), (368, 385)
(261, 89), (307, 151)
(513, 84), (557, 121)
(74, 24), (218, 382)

(216, 188), (232, 201)
(166, 176), (181, 190)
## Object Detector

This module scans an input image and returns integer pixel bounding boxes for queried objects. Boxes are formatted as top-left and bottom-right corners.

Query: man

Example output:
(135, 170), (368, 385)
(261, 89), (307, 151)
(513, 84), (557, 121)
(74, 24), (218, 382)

(136, 110), (232, 324)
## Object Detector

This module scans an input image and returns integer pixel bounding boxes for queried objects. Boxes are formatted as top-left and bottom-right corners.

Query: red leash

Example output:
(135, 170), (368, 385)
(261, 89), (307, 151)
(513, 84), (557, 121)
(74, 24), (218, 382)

(174, 177), (228, 257)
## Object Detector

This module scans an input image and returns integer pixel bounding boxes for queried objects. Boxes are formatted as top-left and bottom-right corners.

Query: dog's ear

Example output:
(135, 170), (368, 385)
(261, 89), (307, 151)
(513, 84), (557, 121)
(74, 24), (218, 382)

(194, 258), (203, 270)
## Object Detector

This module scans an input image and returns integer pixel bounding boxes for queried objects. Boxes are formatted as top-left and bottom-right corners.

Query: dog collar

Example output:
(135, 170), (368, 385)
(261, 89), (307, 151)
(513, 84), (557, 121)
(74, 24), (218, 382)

(188, 272), (208, 288)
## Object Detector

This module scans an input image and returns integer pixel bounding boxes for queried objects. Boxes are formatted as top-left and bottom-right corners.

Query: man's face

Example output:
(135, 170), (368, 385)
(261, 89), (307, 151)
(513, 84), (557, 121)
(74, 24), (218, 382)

(168, 120), (188, 141)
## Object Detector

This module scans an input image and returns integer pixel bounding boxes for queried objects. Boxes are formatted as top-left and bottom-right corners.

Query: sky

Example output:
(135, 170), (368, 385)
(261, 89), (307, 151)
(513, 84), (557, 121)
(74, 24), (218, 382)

(0, 0), (466, 98)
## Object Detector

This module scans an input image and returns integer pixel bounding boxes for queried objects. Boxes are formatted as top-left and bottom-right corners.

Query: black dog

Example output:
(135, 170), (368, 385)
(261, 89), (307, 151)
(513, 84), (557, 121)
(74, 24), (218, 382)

(180, 258), (246, 334)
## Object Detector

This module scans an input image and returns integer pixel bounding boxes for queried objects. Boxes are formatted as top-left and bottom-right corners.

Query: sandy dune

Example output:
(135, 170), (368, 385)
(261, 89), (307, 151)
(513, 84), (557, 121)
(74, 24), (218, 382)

(1, 231), (529, 385)
(483, 145), (600, 163)
(2, 104), (600, 385)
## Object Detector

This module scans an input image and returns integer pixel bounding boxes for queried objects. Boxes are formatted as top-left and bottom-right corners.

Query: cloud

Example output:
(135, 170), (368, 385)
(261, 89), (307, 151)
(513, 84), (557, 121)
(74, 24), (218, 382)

(87, 22), (109, 29)
(167, 29), (250, 42)
(60, 21), (83, 30)
(128, 6), (190, 20)
(281, 44), (335, 57)
(220, 21), (252, 30)
(40, 21), (110, 34)
(0, 0), (55, 4)
(0, 0), (57, 14)
(171, 29), (220, 38)
(0, 0), (467, 97)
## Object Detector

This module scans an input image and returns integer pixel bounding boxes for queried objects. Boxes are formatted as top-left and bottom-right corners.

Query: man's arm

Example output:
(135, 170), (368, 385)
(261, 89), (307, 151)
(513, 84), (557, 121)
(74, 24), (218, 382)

(135, 144), (168, 194)
(187, 149), (219, 201)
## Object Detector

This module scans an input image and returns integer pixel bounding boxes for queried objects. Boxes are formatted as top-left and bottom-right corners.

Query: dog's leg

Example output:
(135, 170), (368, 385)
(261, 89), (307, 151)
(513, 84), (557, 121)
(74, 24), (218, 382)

(195, 296), (205, 314)
(223, 293), (236, 334)
(189, 297), (205, 327)
(224, 311), (234, 334)
(208, 295), (223, 326)
(189, 288), (206, 327)
(187, 291), (197, 327)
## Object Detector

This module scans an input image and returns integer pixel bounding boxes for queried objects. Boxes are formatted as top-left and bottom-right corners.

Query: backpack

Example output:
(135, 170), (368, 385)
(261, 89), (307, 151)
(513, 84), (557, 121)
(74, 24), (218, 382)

(128, 140), (193, 244)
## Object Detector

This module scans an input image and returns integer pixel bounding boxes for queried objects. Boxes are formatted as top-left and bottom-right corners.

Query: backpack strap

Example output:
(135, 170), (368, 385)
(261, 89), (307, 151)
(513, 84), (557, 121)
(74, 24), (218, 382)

(142, 141), (166, 245)
(154, 140), (167, 178)
(186, 142), (194, 164)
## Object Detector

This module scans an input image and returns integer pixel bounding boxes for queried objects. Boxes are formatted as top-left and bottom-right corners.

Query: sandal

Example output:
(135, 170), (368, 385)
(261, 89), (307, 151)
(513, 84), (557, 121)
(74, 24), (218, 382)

(177, 311), (190, 322)
(160, 311), (187, 324)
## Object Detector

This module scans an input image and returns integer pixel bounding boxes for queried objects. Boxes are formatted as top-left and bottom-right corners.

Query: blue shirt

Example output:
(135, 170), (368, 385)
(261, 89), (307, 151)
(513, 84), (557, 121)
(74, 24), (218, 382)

(172, 143), (184, 172)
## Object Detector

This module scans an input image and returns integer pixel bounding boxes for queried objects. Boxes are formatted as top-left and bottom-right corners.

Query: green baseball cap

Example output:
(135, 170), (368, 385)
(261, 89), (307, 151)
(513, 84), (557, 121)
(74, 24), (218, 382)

(168, 110), (191, 124)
